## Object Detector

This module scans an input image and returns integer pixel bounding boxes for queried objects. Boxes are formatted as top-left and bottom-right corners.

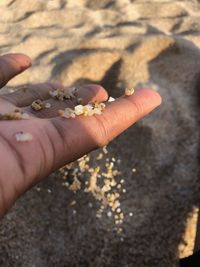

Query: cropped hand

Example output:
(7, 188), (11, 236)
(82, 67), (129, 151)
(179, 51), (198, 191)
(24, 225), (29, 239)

(0, 53), (161, 217)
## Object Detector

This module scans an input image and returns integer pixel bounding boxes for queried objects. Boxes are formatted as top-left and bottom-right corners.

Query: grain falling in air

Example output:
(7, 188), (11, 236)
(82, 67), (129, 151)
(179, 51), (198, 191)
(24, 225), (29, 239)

(58, 146), (133, 234)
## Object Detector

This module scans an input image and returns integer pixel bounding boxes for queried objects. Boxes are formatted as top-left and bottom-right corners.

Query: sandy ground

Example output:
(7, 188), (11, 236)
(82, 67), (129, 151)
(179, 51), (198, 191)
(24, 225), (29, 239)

(0, 0), (200, 266)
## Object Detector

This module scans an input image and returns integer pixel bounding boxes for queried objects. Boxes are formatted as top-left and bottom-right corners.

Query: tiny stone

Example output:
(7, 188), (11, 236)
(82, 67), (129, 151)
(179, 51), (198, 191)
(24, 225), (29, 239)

(77, 98), (83, 104)
(70, 200), (76, 206)
(107, 211), (112, 217)
(119, 213), (124, 219)
(116, 208), (121, 213)
(88, 202), (93, 208)
(117, 184), (122, 189)
(96, 153), (103, 160)
(108, 96), (115, 102)
(96, 213), (102, 219)
(118, 227), (123, 233)
(73, 210), (77, 215)
(62, 182), (69, 187)
(125, 87), (134, 96)
(102, 146), (108, 154)
(74, 105), (84, 115)
(45, 103), (51, 108)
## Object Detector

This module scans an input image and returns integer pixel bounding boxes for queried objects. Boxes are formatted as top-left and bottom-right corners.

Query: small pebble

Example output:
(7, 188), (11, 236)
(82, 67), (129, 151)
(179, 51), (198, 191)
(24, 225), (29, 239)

(70, 200), (76, 206)
(88, 202), (93, 208)
(108, 96), (115, 102)
(107, 211), (112, 217)
(73, 210), (77, 215)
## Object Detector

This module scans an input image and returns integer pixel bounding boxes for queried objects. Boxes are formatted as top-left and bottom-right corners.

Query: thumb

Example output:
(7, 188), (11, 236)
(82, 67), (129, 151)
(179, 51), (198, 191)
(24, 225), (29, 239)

(0, 53), (31, 88)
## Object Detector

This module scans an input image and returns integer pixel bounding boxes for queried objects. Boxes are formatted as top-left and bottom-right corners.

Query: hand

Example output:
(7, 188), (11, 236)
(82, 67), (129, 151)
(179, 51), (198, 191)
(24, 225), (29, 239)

(0, 53), (161, 217)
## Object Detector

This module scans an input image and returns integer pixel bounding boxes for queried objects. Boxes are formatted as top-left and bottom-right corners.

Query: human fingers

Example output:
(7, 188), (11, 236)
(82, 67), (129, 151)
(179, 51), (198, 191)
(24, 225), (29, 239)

(0, 53), (31, 88)
(46, 88), (162, 169)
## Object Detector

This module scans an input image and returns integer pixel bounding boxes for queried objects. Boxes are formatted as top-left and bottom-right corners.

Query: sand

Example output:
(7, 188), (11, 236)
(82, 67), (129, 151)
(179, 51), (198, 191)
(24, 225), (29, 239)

(0, 0), (200, 266)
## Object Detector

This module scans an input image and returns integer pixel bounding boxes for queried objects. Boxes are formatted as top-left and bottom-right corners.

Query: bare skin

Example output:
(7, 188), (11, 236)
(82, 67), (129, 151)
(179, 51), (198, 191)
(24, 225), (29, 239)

(0, 53), (162, 217)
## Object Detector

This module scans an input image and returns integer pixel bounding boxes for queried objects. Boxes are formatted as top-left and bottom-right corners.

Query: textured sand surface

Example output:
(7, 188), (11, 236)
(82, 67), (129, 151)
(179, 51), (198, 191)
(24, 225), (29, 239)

(0, 0), (200, 266)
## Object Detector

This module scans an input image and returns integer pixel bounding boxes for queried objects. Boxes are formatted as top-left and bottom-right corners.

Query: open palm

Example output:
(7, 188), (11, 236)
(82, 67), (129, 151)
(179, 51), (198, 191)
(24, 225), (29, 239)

(0, 53), (161, 217)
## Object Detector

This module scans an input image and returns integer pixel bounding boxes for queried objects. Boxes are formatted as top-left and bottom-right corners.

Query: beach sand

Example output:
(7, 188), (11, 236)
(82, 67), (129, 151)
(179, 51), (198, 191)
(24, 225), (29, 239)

(0, 0), (199, 266)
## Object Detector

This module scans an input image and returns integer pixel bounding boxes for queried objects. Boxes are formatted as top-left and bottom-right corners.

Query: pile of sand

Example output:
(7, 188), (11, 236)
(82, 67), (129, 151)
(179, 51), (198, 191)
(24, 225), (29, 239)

(0, 0), (199, 266)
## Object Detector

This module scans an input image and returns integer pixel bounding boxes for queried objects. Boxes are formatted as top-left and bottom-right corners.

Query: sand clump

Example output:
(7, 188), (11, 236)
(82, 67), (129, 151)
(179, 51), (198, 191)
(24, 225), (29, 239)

(0, 109), (29, 120)
(31, 99), (51, 111)
(15, 132), (33, 142)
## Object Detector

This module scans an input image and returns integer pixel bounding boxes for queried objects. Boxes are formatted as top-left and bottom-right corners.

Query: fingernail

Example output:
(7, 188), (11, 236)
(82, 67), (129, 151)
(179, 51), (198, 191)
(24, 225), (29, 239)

(22, 58), (32, 69)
